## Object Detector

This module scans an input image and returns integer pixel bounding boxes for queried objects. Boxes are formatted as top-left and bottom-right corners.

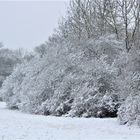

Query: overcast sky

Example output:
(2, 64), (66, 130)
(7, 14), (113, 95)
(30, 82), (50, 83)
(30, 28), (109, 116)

(0, 0), (69, 51)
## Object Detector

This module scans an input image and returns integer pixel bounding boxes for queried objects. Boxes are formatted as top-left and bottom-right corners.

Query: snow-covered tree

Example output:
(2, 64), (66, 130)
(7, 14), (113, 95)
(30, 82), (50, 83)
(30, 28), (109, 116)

(0, 48), (22, 88)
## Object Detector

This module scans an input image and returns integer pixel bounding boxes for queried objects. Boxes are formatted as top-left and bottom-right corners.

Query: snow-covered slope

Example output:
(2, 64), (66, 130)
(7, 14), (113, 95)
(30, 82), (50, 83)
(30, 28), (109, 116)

(0, 102), (140, 140)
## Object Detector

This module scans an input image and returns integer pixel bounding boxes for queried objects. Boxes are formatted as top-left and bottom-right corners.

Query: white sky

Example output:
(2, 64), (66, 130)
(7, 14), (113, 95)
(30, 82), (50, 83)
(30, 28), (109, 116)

(0, 0), (69, 51)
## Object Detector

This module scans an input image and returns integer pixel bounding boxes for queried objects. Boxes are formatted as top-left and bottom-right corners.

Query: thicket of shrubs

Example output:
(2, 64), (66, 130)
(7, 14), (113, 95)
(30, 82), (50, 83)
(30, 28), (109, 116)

(0, 35), (127, 118)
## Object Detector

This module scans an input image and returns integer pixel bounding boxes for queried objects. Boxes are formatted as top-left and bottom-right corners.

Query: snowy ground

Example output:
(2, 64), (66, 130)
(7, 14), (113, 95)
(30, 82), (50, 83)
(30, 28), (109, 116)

(0, 102), (140, 140)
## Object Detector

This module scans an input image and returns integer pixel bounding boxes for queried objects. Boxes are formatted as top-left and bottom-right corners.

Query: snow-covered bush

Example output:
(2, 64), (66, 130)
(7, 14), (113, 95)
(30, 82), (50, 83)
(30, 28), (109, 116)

(118, 95), (140, 126)
(0, 48), (22, 101)
(69, 92), (120, 118)
(117, 47), (140, 126)
(0, 35), (124, 117)
(0, 63), (26, 109)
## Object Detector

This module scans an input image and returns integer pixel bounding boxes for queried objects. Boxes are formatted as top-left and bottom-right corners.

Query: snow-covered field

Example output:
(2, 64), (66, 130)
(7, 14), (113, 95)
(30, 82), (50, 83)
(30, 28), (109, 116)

(0, 102), (140, 140)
